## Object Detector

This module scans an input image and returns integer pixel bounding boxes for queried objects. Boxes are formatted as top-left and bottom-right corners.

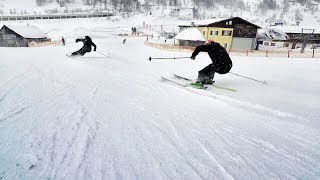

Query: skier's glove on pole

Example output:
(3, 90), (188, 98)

(190, 55), (196, 60)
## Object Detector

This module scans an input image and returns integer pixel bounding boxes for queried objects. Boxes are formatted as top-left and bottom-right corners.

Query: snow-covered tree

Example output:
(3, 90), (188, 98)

(9, 9), (17, 14)
(57, 0), (66, 7)
(295, 9), (303, 23)
(36, 0), (45, 6)
(259, 0), (277, 10)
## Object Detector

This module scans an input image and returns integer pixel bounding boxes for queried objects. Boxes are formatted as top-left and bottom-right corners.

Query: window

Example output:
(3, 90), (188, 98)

(6, 39), (17, 47)
(229, 21), (232, 25)
(222, 30), (232, 36)
(283, 43), (289, 47)
(264, 42), (269, 46)
(203, 31), (206, 35)
(270, 43), (276, 46)
(226, 21), (229, 25)
(224, 43), (228, 49)
(210, 30), (218, 35)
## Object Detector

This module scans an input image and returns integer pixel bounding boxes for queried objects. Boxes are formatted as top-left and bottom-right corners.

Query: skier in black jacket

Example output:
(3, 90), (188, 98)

(191, 40), (232, 84)
(71, 36), (97, 56)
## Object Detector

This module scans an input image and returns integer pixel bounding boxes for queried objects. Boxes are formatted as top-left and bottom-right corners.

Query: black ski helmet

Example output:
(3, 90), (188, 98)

(85, 36), (91, 41)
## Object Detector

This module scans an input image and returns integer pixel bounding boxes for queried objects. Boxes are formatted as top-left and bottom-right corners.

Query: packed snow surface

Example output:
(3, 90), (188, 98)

(0, 17), (319, 179)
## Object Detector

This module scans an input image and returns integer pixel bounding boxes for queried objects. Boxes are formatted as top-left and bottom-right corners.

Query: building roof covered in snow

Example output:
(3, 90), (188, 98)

(178, 17), (261, 29)
(1, 25), (47, 38)
(272, 26), (320, 34)
(174, 28), (205, 41)
(257, 27), (289, 41)
(178, 18), (228, 27)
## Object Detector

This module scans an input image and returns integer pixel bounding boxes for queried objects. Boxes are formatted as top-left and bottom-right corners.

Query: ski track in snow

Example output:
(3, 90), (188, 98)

(162, 77), (307, 125)
(0, 19), (320, 179)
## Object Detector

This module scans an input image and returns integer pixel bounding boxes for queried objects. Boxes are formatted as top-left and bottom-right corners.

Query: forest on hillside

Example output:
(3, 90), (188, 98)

(35, 0), (319, 12)
(1, 0), (317, 24)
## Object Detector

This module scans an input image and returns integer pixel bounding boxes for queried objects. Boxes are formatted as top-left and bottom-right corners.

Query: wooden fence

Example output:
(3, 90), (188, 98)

(145, 41), (195, 52)
(229, 49), (320, 58)
(28, 40), (60, 47)
(0, 13), (113, 21)
(145, 42), (320, 58)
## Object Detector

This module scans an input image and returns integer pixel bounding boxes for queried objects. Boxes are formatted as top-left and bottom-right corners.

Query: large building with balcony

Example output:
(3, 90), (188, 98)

(178, 17), (261, 51)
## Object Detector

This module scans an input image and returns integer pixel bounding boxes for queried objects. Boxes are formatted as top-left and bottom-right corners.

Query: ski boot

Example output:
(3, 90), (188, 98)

(203, 79), (215, 85)
(190, 81), (205, 89)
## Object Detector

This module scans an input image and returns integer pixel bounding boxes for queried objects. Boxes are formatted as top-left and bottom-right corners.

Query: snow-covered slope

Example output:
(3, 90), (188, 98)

(0, 17), (319, 179)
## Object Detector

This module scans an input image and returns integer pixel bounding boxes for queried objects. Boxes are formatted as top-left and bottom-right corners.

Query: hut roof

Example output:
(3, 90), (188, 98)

(3, 25), (47, 38)
(174, 28), (205, 41)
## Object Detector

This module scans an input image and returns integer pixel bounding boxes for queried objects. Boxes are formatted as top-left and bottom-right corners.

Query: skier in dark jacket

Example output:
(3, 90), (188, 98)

(71, 36), (97, 56)
(191, 40), (232, 84)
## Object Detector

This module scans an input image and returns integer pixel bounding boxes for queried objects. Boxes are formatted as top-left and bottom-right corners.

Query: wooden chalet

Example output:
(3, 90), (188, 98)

(0, 25), (50, 47)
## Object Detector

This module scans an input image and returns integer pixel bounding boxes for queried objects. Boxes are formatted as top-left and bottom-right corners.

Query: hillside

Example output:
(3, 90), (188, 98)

(0, 0), (319, 27)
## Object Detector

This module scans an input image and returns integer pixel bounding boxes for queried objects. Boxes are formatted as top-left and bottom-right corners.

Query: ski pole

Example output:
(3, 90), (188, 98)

(96, 51), (109, 57)
(228, 72), (267, 84)
(148, 57), (190, 61)
(65, 42), (76, 45)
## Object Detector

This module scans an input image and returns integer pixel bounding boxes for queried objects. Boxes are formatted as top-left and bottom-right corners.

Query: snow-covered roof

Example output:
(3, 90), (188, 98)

(3, 25), (47, 38)
(272, 26), (320, 34)
(178, 18), (229, 27)
(257, 27), (289, 41)
(174, 28), (205, 41)
(178, 17), (260, 28)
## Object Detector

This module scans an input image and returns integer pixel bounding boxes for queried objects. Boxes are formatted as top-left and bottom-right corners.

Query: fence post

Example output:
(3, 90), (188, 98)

(266, 50), (268, 57)
(313, 50), (315, 58)
(246, 50), (248, 56)
(288, 50), (290, 58)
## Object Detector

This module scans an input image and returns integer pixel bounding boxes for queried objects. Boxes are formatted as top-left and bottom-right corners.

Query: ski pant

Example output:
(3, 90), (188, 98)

(197, 63), (216, 83)
(72, 48), (90, 56)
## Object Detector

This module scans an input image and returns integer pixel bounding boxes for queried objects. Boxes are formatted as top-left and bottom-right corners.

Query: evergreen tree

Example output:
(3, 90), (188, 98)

(36, 0), (45, 6)
(295, 9), (303, 22)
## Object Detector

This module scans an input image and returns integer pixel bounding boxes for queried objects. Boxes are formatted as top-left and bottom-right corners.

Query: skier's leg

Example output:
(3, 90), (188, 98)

(71, 49), (82, 56)
(80, 48), (91, 56)
(71, 51), (79, 56)
(197, 64), (215, 84)
(207, 65), (216, 84)
(203, 64), (215, 84)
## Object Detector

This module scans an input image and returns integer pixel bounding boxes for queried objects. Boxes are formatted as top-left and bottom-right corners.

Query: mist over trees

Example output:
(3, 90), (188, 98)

(33, 0), (318, 16)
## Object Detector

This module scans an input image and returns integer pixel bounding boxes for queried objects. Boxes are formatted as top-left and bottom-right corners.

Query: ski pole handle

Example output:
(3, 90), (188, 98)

(148, 57), (190, 61)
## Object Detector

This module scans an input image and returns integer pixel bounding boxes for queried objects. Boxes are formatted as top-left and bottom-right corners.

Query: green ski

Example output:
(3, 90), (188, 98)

(173, 74), (237, 92)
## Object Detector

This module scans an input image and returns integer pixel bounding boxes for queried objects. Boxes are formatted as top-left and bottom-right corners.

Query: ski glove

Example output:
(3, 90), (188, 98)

(94, 48), (96, 51)
(191, 55), (196, 60)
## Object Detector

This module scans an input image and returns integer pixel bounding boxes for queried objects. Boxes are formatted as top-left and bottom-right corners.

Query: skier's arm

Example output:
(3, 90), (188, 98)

(191, 45), (209, 59)
(91, 42), (97, 51)
(76, 38), (85, 43)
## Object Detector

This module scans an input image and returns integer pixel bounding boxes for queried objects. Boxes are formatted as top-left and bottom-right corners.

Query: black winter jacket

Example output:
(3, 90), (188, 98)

(76, 37), (97, 52)
(192, 42), (232, 74)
